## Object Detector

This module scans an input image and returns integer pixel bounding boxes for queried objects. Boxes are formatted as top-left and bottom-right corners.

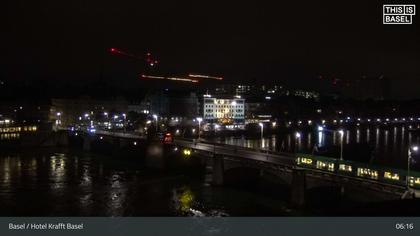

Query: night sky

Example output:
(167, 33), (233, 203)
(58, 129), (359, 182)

(2, 0), (419, 98)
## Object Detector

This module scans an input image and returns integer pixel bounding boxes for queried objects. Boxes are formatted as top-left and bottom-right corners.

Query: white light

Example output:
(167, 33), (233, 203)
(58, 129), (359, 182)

(412, 146), (419, 152)
(84, 113), (89, 117)
(318, 126), (324, 131)
(295, 132), (301, 138)
(133, 141), (137, 146)
(259, 123), (263, 128)
(231, 101), (237, 106)
(114, 115), (119, 119)
(272, 122), (277, 127)
(56, 112), (61, 116)
(153, 114), (158, 119)
(196, 117), (203, 122)
(338, 130), (344, 136)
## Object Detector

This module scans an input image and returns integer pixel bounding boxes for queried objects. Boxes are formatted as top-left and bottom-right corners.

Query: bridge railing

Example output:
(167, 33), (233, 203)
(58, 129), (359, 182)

(175, 137), (296, 158)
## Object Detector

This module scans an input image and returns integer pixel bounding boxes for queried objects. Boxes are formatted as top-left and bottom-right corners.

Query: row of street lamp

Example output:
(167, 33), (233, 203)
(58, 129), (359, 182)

(260, 122), (419, 190)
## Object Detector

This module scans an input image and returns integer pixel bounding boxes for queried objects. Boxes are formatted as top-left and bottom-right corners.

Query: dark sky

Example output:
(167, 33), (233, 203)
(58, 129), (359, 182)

(2, 0), (419, 98)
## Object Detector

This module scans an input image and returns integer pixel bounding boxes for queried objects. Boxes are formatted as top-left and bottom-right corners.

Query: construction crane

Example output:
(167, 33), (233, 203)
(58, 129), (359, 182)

(109, 48), (224, 83)
(109, 48), (159, 67)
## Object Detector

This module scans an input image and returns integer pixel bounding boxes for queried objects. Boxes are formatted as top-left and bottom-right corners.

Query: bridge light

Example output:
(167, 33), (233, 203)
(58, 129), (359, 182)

(183, 149), (191, 157)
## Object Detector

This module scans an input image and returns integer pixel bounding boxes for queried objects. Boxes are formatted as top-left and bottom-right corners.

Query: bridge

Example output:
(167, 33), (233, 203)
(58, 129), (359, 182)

(70, 129), (420, 206)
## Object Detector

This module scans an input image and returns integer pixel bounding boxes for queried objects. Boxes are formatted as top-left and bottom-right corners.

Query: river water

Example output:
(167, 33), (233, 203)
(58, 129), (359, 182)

(0, 149), (294, 216)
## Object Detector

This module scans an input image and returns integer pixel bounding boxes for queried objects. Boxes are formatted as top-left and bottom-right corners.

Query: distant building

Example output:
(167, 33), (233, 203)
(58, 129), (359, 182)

(50, 97), (129, 126)
(202, 95), (245, 129)
(143, 91), (169, 116)
(168, 92), (199, 118)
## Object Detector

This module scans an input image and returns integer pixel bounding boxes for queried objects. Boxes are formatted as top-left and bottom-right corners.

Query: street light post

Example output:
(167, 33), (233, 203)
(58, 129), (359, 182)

(214, 124), (220, 155)
(338, 130), (344, 160)
(122, 113), (127, 132)
(196, 117), (203, 140)
(407, 146), (418, 189)
(153, 114), (158, 133)
(56, 112), (62, 129)
(295, 132), (301, 154)
(259, 123), (264, 140)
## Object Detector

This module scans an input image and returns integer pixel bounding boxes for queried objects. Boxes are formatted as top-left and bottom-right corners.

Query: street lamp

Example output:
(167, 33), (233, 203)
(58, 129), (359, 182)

(338, 130), (344, 160)
(259, 122), (264, 139)
(213, 124), (220, 154)
(295, 132), (301, 153)
(196, 117), (203, 140)
(121, 113), (127, 132)
(153, 114), (158, 132)
(407, 146), (419, 189)
(56, 112), (62, 128)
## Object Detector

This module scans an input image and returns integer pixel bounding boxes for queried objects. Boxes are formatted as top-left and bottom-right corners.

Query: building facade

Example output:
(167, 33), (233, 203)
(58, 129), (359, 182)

(202, 96), (245, 129)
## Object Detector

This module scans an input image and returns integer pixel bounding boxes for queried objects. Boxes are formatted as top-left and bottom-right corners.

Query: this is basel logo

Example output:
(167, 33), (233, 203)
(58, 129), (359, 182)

(383, 4), (416, 24)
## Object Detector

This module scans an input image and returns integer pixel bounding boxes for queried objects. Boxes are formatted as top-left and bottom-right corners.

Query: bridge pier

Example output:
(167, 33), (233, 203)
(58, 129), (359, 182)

(290, 168), (306, 207)
(118, 138), (130, 148)
(82, 136), (91, 151)
(212, 155), (224, 186)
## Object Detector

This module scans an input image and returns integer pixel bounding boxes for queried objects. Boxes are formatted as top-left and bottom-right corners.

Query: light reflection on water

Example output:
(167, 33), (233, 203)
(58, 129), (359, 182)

(219, 125), (420, 168)
(0, 150), (291, 216)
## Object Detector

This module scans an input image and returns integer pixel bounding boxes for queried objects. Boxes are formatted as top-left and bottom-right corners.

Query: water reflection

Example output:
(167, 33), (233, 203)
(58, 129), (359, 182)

(0, 150), (291, 216)
(219, 125), (420, 168)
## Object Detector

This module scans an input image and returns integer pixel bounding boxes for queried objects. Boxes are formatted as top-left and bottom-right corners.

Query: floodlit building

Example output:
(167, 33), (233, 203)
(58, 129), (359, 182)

(202, 95), (245, 129)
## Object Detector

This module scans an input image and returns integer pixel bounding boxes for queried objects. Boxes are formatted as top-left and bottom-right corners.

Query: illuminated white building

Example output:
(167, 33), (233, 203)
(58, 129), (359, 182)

(203, 95), (245, 129)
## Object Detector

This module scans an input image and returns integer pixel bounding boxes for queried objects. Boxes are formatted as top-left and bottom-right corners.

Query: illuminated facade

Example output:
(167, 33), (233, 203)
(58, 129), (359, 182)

(203, 96), (245, 128)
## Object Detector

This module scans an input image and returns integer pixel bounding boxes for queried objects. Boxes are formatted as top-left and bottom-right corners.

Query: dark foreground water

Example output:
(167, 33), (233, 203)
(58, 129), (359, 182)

(0, 149), (295, 216)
